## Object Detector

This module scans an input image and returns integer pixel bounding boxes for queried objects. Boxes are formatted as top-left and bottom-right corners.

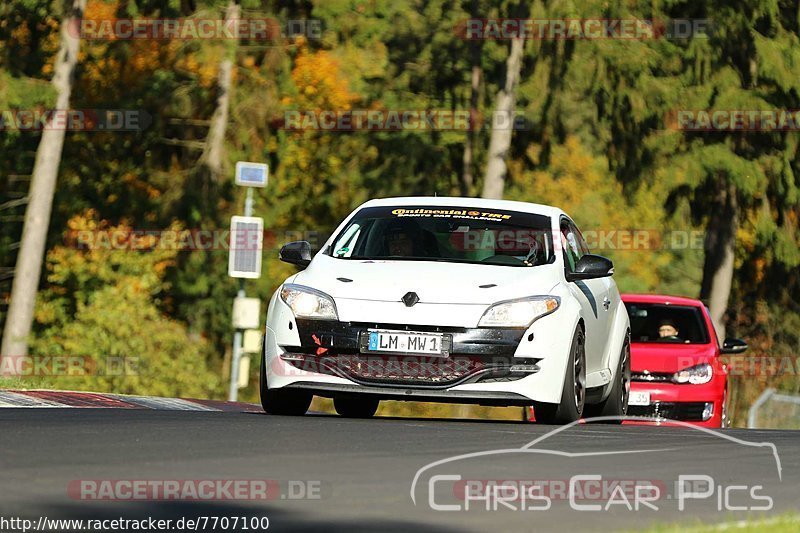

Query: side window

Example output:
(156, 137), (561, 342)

(560, 219), (580, 272)
(332, 223), (361, 258)
(569, 220), (590, 256)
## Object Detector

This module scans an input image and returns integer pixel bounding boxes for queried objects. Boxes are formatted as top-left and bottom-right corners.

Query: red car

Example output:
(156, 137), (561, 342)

(621, 294), (748, 428)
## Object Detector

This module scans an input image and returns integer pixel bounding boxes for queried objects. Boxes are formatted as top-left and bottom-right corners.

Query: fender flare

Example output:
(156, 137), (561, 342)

(538, 296), (585, 402)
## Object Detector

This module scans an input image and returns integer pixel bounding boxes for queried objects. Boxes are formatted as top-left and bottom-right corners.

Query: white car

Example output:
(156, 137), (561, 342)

(261, 197), (630, 424)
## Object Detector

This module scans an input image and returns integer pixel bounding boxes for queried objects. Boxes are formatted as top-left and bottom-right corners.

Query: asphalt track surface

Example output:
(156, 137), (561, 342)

(2, 408), (799, 532)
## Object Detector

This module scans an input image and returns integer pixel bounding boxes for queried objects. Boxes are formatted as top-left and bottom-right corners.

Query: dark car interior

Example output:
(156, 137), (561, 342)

(333, 207), (556, 267)
(625, 303), (710, 344)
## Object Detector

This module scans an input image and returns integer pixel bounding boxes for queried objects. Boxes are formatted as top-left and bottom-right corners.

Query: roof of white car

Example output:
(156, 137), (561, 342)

(359, 196), (566, 219)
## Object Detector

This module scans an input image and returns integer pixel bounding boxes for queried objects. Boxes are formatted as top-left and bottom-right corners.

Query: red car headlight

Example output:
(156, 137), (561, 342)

(673, 363), (713, 385)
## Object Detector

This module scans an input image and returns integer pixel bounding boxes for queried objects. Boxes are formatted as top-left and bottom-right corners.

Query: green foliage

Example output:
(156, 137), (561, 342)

(28, 213), (222, 398)
(509, 136), (673, 294)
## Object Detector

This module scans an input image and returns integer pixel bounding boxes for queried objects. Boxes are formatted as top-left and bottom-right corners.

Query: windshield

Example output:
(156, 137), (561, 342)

(624, 303), (710, 344)
(330, 205), (555, 267)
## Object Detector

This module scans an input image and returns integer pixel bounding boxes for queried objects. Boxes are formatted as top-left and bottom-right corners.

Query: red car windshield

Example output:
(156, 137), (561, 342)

(624, 303), (710, 344)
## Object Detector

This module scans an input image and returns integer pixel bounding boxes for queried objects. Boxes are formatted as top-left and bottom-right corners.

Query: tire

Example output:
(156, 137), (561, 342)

(333, 396), (380, 418)
(534, 327), (586, 425)
(584, 336), (630, 423)
(259, 347), (312, 416)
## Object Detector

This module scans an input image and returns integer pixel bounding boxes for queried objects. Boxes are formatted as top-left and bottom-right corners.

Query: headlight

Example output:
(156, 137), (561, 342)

(280, 284), (338, 320)
(478, 296), (560, 328)
(673, 363), (712, 385)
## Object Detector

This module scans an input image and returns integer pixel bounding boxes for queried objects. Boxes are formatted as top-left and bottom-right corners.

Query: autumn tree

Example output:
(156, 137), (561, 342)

(2, 0), (87, 364)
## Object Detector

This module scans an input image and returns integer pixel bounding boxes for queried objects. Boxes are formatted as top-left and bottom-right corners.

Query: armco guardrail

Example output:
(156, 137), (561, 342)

(748, 388), (800, 429)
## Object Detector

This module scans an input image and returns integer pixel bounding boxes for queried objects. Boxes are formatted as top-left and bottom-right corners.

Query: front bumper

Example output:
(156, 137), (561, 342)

(282, 319), (538, 388)
(626, 380), (725, 427)
(265, 300), (576, 405)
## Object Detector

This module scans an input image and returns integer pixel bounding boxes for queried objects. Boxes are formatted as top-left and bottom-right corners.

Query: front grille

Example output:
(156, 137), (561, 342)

(631, 372), (673, 383)
(289, 319), (526, 358)
(628, 402), (711, 422)
(282, 354), (537, 388)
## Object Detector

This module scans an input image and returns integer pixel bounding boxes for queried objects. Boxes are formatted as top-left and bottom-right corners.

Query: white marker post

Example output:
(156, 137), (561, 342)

(228, 162), (268, 401)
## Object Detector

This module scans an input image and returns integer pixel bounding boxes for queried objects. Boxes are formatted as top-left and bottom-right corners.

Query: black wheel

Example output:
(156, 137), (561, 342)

(584, 336), (630, 423)
(259, 348), (312, 416)
(333, 396), (380, 418)
(534, 327), (586, 424)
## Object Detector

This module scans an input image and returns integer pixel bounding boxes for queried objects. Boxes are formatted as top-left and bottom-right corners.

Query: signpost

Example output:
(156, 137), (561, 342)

(227, 162), (267, 401)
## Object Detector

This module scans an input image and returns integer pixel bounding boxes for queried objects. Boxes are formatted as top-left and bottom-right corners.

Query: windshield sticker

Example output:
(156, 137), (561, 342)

(391, 208), (511, 221)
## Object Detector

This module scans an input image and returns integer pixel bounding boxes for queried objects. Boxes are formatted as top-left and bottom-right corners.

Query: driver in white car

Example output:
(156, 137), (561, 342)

(385, 226), (415, 257)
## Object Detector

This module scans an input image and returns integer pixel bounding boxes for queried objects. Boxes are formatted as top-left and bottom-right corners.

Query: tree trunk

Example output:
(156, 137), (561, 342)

(199, 1), (239, 183)
(481, 36), (524, 200)
(460, 0), (482, 197)
(700, 182), (737, 342)
(1, 0), (86, 366)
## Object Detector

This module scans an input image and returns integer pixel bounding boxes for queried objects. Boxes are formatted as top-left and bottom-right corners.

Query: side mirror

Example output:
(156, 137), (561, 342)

(279, 241), (312, 268)
(721, 338), (748, 354)
(566, 254), (614, 282)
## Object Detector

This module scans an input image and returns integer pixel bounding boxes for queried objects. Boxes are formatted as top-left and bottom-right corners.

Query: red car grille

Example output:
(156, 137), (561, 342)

(631, 372), (672, 383)
(628, 402), (710, 422)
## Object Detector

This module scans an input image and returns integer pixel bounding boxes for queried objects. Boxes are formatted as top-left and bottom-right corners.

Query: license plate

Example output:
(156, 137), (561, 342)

(363, 330), (449, 356)
(629, 391), (651, 406)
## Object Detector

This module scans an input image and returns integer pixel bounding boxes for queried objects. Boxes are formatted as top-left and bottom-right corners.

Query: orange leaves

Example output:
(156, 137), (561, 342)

(174, 46), (220, 88)
(10, 20), (32, 47)
(51, 211), (180, 296)
(510, 136), (669, 292)
(3, 13), (60, 77)
(122, 172), (161, 200)
(84, 0), (118, 25)
(514, 136), (615, 216)
(286, 46), (357, 110)
(80, 36), (184, 100)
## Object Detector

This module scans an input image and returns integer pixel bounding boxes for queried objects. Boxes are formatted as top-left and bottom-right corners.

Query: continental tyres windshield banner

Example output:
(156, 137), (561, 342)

(391, 208), (512, 221)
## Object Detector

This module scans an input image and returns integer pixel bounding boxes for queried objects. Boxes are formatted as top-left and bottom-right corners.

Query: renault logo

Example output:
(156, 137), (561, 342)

(402, 292), (420, 307)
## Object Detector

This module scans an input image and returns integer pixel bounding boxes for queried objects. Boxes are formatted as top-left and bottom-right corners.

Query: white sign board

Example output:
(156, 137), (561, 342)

(237, 355), (251, 389)
(242, 329), (263, 354)
(228, 216), (263, 278)
(232, 297), (261, 329)
(235, 161), (268, 187)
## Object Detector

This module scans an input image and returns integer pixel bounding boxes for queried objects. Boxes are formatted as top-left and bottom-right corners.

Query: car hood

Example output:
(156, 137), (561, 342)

(293, 254), (560, 305)
(631, 342), (718, 373)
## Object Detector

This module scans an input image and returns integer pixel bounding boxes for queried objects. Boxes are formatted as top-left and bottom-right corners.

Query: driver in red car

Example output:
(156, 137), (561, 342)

(657, 319), (682, 341)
